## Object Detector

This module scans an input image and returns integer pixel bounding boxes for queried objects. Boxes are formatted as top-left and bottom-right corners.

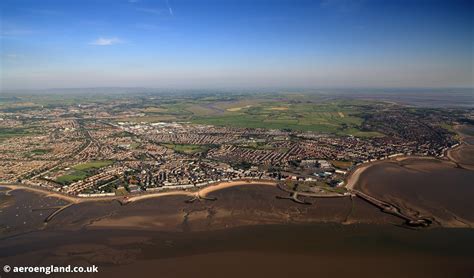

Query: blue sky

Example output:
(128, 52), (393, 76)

(1, 0), (473, 90)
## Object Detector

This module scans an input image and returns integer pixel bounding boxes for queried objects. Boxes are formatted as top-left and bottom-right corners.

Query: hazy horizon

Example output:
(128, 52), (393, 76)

(1, 0), (473, 90)
(2, 86), (473, 93)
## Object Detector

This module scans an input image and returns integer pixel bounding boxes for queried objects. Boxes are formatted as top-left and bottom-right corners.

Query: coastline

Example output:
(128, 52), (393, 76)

(1, 124), (472, 231)
(1, 149), (464, 207)
(344, 124), (473, 192)
(199, 180), (276, 197)
(341, 124), (474, 228)
(445, 124), (474, 170)
(0, 180), (278, 205)
(0, 183), (83, 204)
(4, 122), (472, 205)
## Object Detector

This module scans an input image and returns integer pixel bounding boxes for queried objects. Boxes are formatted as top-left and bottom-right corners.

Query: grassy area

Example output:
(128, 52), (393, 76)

(185, 104), (219, 116)
(56, 171), (88, 185)
(3, 93), (386, 138)
(69, 94), (386, 138)
(130, 142), (141, 149)
(55, 160), (114, 185)
(72, 160), (113, 171)
(31, 148), (52, 155)
(283, 180), (347, 194)
(439, 122), (456, 133)
(162, 143), (210, 154)
(115, 115), (177, 123)
(322, 185), (347, 194)
(141, 107), (169, 113)
(190, 100), (384, 137)
(0, 127), (41, 141)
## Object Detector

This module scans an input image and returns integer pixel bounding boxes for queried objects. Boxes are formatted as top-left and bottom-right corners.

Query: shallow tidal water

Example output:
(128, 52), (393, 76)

(1, 222), (473, 278)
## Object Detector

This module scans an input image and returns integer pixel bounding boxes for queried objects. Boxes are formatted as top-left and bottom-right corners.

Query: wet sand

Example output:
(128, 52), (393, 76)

(447, 125), (474, 170)
(0, 189), (69, 237)
(38, 184), (398, 233)
(0, 181), (402, 238)
(2, 158), (471, 232)
(1, 181), (473, 277)
(354, 157), (474, 227)
(199, 180), (276, 196)
(1, 180), (277, 205)
(346, 124), (474, 228)
(1, 184), (83, 203)
(345, 162), (373, 190)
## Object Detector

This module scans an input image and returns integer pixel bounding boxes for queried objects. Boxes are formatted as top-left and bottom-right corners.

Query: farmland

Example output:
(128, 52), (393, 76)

(189, 100), (384, 137)
(113, 94), (386, 138)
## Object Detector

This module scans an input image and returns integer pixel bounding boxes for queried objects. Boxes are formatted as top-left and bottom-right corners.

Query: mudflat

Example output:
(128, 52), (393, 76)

(448, 125), (474, 169)
(355, 158), (474, 227)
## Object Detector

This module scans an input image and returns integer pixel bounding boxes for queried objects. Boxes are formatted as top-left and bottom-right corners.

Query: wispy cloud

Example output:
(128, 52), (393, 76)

(166, 0), (173, 16)
(89, 37), (123, 46)
(128, 0), (140, 3)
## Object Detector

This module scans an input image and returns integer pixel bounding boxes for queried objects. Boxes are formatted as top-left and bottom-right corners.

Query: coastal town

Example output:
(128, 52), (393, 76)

(2, 0), (474, 276)
(0, 94), (463, 198)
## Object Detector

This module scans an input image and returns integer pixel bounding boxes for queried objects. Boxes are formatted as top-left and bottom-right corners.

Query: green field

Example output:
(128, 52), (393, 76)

(115, 115), (178, 123)
(56, 171), (89, 185)
(190, 100), (384, 137)
(55, 160), (113, 185)
(131, 97), (386, 137)
(1, 93), (386, 138)
(0, 127), (41, 141)
(73, 160), (113, 170)
(162, 143), (210, 154)
(31, 149), (52, 155)
(283, 180), (347, 194)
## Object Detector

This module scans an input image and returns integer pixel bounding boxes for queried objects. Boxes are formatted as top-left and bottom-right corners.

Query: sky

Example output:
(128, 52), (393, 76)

(0, 0), (473, 90)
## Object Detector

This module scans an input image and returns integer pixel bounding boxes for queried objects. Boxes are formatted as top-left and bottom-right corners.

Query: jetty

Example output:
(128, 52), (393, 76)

(351, 189), (431, 227)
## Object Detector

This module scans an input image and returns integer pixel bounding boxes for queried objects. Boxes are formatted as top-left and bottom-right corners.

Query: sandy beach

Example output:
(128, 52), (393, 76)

(0, 180), (278, 205)
(344, 164), (373, 191)
(198, 180), (276, 197)
(125, 191), (194, 203)
(0, 184), (81, 204)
